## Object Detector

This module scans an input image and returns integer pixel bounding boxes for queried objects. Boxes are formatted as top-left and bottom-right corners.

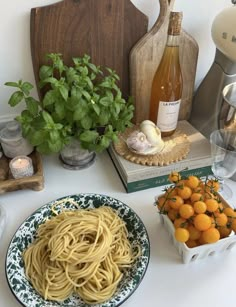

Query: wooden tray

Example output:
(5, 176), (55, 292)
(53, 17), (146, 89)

(30, 0), (148, 100)
(0, 151), (44, 194)
(130, 0), (199, 123)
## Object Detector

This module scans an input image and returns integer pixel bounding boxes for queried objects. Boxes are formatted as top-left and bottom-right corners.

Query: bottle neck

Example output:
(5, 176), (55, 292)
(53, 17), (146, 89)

(166, 34), (180, 47)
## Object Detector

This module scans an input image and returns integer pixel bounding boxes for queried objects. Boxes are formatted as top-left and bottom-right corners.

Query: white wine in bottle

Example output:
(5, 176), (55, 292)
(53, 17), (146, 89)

(149, 11), (183, 137)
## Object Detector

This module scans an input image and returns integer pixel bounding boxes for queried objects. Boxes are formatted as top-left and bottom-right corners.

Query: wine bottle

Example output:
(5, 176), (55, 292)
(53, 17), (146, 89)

(149, 11), (183, 137)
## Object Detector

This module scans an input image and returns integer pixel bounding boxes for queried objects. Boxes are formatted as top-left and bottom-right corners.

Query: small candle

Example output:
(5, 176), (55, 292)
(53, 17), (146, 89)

(9, 155), (34, 179)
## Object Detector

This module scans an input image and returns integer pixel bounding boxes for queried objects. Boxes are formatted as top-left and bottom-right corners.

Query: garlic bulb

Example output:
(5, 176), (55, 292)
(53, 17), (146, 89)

(140, 120), (165, 151)
(126, 131), (151, 152)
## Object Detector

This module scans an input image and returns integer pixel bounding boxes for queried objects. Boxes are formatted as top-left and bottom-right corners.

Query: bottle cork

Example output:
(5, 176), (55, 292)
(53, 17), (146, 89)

(168, 11), (183, 36)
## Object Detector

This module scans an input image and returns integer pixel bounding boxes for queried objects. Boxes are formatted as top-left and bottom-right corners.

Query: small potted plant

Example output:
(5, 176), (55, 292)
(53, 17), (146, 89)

(5, 53), (134, 168)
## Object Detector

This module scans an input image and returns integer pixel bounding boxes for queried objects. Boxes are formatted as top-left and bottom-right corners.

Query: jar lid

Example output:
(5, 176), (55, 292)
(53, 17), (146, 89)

(0, 121), (23, 143)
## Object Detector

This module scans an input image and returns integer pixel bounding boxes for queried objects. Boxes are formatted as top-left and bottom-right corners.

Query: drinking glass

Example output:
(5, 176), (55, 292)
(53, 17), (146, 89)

(210, 129), (236, 199)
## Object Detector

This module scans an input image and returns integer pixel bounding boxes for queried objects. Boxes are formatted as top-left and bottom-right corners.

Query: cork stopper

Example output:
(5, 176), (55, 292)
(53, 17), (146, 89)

(168, 11), (183, 36)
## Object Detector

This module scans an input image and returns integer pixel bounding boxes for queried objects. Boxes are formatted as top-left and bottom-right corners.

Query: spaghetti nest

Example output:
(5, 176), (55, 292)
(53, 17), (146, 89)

(23, 206), (140, 304)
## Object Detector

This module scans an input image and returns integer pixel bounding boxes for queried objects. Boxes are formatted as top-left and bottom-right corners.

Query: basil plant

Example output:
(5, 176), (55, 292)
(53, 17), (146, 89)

(5, 53), (134, 154)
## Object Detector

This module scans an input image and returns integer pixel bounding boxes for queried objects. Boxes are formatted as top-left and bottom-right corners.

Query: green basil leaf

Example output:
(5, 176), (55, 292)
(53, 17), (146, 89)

(55, 100), (65, 119)
(8, 91), (24, 106)
(100, 135), (110, 149)
(114, 102), (121, 115)
(82, 90), (91, 101)
(99, 81), (110, 88)
(36, 142), (51, 154)
(39, 77), (58, 87)
(25, 97), (39, 116)
(98, 112), (109, 125)
(42, 111), (54, 125)
(59, 85), (68, 101)
(43, 90), (56, 107)
(28, 130), (47, 146)
(99, 97), (111, 106)
(20, 82), (34, 95)
(73, 106), (87, 121)
(92, 103), (100, 116)
(4, 82), (19, 88)
(48, 139), (63, 153)
(49, 130), (60, 143)
(85, 76), (93, 90)
(80, 116), (93, 129)
(79, 130), (99, 142)
(39, 65), (53, 80)
(71, 86), (82, 99)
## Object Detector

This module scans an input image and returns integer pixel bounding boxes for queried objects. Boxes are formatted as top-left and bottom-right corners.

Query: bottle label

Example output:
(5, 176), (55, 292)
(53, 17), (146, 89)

(157, 100), (181, 131)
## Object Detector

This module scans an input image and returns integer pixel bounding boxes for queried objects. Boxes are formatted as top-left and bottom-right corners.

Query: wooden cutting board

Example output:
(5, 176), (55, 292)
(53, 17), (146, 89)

(130, 0), (199, 124)
(30, 0), (148, 99)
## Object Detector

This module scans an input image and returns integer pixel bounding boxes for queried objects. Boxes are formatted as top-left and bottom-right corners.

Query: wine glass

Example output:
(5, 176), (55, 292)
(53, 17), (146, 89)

(210, 129), (236, 199)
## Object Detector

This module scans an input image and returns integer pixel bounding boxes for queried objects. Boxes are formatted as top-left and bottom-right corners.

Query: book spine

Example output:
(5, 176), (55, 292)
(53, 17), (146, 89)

(127, 158), (212, 182)
(126, 166), (213, 193)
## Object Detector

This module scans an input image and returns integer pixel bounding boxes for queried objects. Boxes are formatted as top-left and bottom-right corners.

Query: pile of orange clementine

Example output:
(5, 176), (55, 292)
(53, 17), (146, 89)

(156, 172), (236, 248)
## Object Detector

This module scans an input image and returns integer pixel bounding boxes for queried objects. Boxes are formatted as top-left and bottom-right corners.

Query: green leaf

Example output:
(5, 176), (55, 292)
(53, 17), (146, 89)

(100, 135), (111, 149)
(42, 111), (54, 125)
(80, 116), (93, 129)
(46, 53), (65, 75)
(39, 65), (53, 80)
(43, 90), (56, 107)
(73, 106), (87, 121)
(82, 90), (91, 101)
(39, 77), (58, 88)
(8, 91), (24, 106)
(98, 112), (110, 125)
(87, 62), (98, 73)
(49, 130), (60, 143)
(114, 102), (121, 115)
(99, 97), (111, 106)
(25, 97), (39, 116)
(92, 103), (100, 116)
(79, 130), (99, 142)
(55, 100), (65, 119)
(66, 68), (79, 85)
(59, 85), (68, 101)
(31, 116), (47, 130)
(28, 130), (48, 146)
(4, 81), (19, 88)
(36, 142), (51, 154)
(48, 139), (63, 152)
(21, 82), (34, 95)
(80, 66), (88, 76)
(71, 86), (82, 99)
(66, 96), (84, 111)
(99, 81), (110, 88)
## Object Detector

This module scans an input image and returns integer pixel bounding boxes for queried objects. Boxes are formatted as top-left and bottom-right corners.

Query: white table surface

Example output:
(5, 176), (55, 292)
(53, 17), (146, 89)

(1, 151), (236, 307)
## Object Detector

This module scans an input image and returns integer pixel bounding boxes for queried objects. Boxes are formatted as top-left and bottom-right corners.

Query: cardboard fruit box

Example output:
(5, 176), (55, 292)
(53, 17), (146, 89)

(157, 192), (236, 264)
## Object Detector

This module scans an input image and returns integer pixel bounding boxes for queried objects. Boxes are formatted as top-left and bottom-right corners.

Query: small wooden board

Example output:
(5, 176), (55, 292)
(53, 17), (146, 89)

(30, 0), (148, 99)
(0, 152), (44, 194)
(130, 0), (199, 123)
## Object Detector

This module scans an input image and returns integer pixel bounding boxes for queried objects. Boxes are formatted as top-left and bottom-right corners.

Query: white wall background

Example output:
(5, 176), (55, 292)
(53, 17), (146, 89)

(0, 0), (232, 116)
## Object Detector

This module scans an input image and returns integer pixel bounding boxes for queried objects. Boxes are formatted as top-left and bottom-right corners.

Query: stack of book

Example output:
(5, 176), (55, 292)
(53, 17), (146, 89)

(108, 120), (213, 193)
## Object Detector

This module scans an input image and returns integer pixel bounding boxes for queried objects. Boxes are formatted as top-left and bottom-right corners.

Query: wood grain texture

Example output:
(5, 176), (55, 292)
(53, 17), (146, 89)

(130, 0), (199, 124)
(30, 0), (148, 99)
(0, 152), (44, 194)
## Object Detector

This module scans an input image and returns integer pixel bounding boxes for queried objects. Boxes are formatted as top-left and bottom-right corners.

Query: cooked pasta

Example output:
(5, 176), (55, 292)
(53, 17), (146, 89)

(23, 205), (141, 304)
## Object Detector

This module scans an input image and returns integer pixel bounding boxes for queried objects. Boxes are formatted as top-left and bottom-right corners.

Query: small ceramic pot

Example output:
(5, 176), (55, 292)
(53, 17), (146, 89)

(59, 139), (96, 170)
(0, 121), (34, 158)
